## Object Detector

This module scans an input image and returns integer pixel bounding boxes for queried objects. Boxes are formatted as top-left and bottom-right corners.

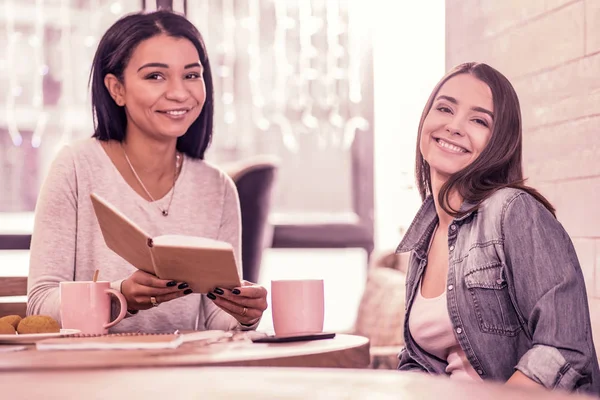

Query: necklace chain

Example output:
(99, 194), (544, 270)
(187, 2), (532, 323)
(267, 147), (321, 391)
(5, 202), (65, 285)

(121, 143), (181, 217)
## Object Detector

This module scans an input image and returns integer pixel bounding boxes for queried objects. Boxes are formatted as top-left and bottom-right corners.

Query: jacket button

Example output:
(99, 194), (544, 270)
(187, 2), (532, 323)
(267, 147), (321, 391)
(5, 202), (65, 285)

(448, 284), (454, 290)
(477, 369), (483, 375)
(450, 224), (457, 231)
(456, 327), (462, 334)
(449, 245), (455, 251)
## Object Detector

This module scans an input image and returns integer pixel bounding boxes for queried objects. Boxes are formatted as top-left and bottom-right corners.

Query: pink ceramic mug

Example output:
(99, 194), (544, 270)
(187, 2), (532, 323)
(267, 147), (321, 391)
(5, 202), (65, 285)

(271, 279), (324, 336)
(60, 281), (127, 334)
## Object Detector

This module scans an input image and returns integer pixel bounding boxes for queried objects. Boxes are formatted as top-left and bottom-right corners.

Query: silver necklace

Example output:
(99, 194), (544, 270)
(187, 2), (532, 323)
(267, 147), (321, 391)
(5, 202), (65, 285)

(121, 143), (181, 217)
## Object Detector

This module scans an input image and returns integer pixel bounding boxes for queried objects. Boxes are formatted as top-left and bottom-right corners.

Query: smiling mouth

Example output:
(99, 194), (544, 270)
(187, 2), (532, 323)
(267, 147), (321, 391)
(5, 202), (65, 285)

(435, 138), (469, 153)
(156, 108), (192, 116)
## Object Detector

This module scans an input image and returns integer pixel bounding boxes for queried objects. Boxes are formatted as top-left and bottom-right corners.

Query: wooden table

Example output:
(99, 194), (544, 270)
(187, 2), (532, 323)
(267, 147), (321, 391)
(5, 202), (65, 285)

(0, 333), (370, 371)
(0, 366), (594, 400)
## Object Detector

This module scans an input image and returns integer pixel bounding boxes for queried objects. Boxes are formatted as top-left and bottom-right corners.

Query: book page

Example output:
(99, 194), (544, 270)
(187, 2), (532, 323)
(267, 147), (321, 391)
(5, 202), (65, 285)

(90, 193), (156, 274)
(151, 244), (241, 294)
(153, 235), (233, 250)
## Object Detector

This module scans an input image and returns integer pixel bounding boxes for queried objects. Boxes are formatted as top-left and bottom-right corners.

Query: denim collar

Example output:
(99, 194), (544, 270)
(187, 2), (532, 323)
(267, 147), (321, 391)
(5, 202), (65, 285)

(396, 196), (476, 258)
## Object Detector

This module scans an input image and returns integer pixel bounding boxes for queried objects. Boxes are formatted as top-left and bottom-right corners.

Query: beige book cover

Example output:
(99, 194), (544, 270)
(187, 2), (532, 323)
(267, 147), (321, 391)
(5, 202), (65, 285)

(90, 193), (241, 294)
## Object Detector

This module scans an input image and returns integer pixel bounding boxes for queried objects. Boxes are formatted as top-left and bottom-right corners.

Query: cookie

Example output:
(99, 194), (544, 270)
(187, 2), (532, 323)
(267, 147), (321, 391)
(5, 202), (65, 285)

(0, 315), (22, 330)
(16, 315), (60, 334)
(0, 320), (16, 335)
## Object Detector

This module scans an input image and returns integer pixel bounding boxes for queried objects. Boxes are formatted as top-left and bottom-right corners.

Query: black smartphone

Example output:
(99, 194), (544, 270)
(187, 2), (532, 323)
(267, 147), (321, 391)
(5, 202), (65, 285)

(251, 332), (336, 343)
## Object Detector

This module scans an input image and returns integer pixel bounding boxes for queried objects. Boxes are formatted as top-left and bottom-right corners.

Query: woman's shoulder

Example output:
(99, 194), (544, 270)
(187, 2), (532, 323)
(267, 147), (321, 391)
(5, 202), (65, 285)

(51, 137), (102, 162)
(479, 187), (554, 224)
(46, 138), (100, 172)
(183, 157), (236, 190)
(481, 187), (525, 209)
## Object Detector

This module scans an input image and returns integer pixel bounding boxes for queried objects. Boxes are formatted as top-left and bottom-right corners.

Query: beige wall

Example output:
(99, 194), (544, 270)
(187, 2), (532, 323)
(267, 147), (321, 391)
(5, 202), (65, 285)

(446, 0), (600, 345)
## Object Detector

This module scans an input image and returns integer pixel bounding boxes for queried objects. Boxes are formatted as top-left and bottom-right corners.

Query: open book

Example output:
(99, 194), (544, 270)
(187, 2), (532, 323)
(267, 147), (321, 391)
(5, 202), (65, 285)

(90, 193), (241, 294)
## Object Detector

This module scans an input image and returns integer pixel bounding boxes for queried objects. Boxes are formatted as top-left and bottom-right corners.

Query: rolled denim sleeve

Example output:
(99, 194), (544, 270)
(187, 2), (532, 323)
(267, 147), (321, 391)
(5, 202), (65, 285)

(503, 193), (595, 390)
(397, 347), (428, 373)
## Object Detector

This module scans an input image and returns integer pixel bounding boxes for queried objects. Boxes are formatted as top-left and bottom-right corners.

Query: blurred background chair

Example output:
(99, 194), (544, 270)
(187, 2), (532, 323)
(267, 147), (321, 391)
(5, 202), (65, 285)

(0, 235), (31, 250)
(352, 250), (410, 369)
(225, 155), (280, 284)
(0, 277), (27, 317)
(0, 212), (35, 250)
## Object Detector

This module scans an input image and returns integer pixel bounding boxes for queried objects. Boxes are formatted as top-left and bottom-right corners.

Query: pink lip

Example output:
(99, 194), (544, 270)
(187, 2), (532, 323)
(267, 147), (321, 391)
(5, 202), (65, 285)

(156, 108), (191, 113)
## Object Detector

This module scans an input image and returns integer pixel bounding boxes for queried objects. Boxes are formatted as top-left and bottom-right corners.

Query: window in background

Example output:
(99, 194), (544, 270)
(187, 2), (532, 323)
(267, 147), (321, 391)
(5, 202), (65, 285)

(373, 1), (445, 252)
(0, 0), (142, 213)
(187, 0), (375, 258)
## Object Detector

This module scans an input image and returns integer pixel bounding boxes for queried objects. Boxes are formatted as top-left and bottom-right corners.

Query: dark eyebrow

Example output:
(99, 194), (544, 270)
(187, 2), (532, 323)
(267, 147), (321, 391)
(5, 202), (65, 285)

(472, 106), (494, 120)
(137, 63), (168, 72)
(137, 62), (203, 72)
(436, 95), (458, 104)
(184, 62), (202, 70)
(436, 95), (494, 120)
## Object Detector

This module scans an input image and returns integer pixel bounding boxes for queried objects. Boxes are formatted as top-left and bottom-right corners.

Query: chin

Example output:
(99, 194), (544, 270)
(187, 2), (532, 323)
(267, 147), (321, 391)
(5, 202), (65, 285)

(428, 161), (466, 178)
(155, 119), (196, 139)
(159, 129), (189, 139)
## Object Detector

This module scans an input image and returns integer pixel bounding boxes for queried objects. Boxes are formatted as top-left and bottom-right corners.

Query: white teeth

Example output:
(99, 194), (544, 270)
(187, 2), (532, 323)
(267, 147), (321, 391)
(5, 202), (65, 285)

(437, 139), (467, 153)
(165, 110), (187, 116)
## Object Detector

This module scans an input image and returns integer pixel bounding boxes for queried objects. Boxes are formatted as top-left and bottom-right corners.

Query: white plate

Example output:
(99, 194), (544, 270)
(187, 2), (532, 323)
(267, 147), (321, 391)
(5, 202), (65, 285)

(0, 329), (81, 344)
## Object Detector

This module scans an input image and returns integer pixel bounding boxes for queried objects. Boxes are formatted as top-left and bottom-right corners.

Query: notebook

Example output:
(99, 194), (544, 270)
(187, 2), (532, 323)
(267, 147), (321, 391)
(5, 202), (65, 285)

(90, 193), (242, 294)
(35, 333), (183, 351)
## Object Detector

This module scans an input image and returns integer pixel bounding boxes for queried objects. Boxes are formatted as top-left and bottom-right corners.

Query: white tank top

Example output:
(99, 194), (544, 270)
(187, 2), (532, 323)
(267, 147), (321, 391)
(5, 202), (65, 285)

(408, 279), (483, 382)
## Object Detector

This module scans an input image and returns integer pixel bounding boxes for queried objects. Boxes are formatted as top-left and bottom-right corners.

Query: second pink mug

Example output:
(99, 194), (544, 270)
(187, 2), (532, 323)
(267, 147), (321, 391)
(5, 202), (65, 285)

(271, 279), (324, 336)
(60, 281), (127, 335)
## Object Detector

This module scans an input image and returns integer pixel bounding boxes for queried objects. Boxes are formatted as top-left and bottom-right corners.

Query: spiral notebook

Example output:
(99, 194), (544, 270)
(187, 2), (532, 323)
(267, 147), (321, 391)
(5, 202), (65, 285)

(35, 332), (183, 351)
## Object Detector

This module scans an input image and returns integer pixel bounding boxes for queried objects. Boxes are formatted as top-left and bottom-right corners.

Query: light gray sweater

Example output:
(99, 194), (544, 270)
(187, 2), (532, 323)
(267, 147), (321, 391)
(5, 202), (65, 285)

(27, 138), (247, 333)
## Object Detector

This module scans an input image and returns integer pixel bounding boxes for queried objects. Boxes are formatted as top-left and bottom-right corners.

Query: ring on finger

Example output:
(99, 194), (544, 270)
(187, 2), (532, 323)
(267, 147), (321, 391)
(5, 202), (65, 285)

(150, 296), (159, 307)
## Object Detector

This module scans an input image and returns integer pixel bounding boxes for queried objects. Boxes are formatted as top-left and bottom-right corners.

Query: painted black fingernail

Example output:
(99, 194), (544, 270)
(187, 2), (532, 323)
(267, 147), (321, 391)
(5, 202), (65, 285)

(167, 281), (177, 287)
(207, 292), (216, 300)
(214, 287), (224, 295)
(184, 289), (193, 295)
(232, 289), (241, 295)
(178, 283), (189, 289)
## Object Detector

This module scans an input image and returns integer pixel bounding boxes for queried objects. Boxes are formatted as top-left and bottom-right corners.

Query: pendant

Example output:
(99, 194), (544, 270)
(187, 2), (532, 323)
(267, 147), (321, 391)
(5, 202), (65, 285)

(162, 210), (169, 216)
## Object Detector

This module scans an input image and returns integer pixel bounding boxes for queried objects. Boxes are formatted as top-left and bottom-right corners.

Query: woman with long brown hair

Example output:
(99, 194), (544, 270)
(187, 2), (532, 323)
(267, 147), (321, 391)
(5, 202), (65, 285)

(396, 62), (599, 395)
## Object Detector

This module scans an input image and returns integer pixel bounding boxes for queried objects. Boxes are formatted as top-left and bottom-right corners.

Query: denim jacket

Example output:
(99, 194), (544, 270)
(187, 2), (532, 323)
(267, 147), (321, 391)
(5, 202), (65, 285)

(396, 188), (600, 395)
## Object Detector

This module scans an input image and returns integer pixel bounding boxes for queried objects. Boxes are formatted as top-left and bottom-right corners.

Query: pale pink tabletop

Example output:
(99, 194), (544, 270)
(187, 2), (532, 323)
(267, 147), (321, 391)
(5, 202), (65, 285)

(0, 333), (370, 371)
(0, 366), (594, 400)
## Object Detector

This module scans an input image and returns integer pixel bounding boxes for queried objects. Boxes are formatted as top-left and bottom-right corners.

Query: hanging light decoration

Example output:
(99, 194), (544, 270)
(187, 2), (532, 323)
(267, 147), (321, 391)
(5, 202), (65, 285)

(4, 0), (24, 147)
(31, 0), (47, 148)
(189, 0), (371, 154)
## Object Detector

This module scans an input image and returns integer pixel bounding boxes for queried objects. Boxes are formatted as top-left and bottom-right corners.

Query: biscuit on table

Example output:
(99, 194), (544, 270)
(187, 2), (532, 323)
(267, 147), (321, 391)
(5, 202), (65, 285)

(16, 315), (60, 334)
(0, 315), (22, 330)
(0, 320), (16, 335)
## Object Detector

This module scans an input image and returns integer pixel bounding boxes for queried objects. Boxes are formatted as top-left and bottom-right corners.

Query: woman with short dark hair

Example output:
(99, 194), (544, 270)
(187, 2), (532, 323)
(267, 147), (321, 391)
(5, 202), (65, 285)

(27, 10), (267, 333)
(396, 62), (600, 395)
(89, 9), (215, 159)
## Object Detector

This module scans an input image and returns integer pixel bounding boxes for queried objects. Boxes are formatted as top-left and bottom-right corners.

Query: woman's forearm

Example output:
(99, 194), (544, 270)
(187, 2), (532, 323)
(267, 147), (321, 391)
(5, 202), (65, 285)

(506, 370), (542, 388)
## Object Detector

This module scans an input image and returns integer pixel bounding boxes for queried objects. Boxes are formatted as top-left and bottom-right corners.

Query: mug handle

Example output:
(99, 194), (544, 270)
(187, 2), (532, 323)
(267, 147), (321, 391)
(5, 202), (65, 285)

(103, 288), (128, 329)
